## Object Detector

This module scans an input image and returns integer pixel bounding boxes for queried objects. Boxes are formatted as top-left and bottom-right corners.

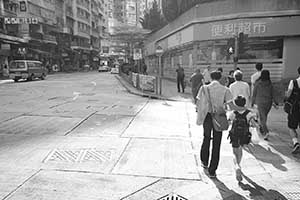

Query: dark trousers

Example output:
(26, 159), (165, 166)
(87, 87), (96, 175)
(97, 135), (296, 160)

(177, 77), (185, 92)
(257, 101), (272, 134)
(200, 113), (223, 174)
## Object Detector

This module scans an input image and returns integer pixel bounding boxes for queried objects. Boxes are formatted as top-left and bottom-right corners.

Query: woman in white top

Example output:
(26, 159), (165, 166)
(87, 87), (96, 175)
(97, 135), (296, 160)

(229, 70), (250, 108)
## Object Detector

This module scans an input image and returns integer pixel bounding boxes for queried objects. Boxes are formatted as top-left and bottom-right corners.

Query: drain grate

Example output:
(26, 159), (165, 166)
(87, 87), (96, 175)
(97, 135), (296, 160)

(44, 149), (112, 163)
(157, 193), (188, 200)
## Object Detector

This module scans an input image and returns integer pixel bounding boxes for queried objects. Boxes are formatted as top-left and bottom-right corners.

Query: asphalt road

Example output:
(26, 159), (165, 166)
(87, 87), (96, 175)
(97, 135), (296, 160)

(0, 72), (299, 200)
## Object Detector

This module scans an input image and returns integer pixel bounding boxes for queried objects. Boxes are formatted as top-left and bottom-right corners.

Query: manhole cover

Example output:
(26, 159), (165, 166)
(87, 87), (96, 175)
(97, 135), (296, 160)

(157, 192), (188, 200)
(44, 149), (112, 163)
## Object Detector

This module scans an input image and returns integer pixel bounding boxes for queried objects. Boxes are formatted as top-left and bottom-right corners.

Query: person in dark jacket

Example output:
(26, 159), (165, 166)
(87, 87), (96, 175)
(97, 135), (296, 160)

(252, 70), (278, 140)
(176, 64), (185, 93)
(190, 69), (203, 103)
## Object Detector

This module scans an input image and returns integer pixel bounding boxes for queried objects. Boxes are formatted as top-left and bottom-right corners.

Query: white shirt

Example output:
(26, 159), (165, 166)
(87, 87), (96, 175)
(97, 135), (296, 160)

(203, 69), (211, 83)
(288, 77), (300, 90)
(229, 81), (250, 107)
(251, 71), (261, 85)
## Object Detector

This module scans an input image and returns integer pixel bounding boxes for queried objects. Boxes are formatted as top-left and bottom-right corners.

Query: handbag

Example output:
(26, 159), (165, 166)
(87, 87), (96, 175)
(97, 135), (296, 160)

(206, 87), (229, 131)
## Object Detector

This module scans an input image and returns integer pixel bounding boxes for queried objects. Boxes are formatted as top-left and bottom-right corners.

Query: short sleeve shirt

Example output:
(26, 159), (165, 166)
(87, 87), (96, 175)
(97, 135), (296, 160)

(288, 77), (300, 90)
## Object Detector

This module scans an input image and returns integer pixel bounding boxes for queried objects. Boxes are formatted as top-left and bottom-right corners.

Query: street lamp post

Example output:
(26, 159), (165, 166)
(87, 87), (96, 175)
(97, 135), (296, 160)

(155, 45), (163, 95)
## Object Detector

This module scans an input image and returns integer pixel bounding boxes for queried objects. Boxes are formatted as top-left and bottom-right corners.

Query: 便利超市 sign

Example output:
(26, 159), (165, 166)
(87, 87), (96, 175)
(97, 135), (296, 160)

(212, 21), (266, 37)
(4, 17), (38, 25)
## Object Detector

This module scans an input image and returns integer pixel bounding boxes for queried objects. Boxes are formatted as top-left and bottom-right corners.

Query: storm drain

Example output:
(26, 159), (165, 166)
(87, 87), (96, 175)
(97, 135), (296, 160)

(157, 193), (188, 200)
(44, 149), (112, 163)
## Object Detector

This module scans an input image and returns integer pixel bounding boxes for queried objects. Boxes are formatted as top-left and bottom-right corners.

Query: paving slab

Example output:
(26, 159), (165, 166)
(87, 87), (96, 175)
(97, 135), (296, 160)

(0, 115), (81, 136)
(0, 112), (24, 124)
(122, 101), (190, 139)
(0, 168), (38, 200)
(70, 114), (134, 136)
(5, 169), (158, 200)
(29, 102), (97, 118)
(112, 138), (199, 180)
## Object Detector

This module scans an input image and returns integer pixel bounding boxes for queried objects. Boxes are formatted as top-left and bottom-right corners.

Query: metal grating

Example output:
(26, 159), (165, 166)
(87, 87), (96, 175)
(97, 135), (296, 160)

(157, 192), (188, 200)
(44, 149), (112, 163)
(278, 182), (300, 200)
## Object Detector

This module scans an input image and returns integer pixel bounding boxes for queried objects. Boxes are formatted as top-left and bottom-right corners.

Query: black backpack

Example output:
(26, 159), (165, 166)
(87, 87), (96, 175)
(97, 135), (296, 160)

(229, 110), (252, 145)
(284, 80), (300, 114)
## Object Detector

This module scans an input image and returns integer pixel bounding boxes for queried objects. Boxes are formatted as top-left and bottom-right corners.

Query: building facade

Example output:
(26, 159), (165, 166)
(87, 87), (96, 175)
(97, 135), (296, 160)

(0, 0), (109, 74)
(144, 0), (300, 87)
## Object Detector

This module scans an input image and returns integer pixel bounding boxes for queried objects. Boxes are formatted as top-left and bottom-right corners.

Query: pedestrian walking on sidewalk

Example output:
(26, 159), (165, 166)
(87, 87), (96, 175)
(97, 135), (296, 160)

(227, 70), (235, 87)
(252, 70), (278, 140)
(229, 70), (250, 108)
(202, 65), (212, 85)
(176, 64), (185, 93)
(251, 63), (263, 95)
(217, 67), (228, 86)
(190, 69), (203, 103)
(196, 70), (232, 178)
(285, 66), (300, 154)
(228, 96), (256, 182)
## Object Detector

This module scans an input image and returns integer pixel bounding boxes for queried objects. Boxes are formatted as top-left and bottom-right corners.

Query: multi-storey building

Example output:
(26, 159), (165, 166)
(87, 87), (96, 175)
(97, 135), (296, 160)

(0, 0), (109, 73)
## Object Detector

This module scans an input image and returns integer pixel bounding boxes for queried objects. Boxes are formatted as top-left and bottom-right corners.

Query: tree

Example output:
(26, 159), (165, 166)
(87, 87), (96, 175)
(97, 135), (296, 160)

(140, 0), (166, 31)
(162, 0), (179, 22)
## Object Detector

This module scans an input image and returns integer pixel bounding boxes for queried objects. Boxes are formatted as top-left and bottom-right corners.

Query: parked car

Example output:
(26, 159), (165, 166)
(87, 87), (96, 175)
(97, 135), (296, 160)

(110, 66), (119, 74)
(9, 60), (47, 82)
(98, 65), (110, 72)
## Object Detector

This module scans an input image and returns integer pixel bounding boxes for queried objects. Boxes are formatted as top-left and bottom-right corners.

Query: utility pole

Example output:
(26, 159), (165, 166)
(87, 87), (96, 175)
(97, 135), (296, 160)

(233, 34), (239, 70)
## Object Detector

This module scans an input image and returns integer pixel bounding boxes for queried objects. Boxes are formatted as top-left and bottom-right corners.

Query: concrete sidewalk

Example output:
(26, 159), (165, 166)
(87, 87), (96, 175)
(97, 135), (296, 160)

(117, 74), (300, 200)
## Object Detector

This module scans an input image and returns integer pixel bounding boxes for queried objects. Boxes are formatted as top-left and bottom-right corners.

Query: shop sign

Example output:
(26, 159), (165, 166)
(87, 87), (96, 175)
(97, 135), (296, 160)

(19, 1), (27, 12)
(133, 48), (142, 60)
(4, 17), (38, 24)
(211, 21), (266, 37)
(1, 44), (10, 50)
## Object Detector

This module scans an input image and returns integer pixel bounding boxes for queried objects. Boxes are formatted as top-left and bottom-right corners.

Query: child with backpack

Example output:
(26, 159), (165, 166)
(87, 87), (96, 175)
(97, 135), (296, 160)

(227, 96), (257, 182)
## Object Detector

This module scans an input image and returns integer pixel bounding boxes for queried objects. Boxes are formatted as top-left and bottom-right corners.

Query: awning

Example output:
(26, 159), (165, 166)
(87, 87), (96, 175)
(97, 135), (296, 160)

(0, 33), (28, 43)
(28, 48), (51, 56)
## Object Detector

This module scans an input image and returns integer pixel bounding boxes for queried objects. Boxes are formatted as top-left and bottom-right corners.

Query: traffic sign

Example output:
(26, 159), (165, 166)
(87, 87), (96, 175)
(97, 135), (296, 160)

(155, 45), (163, 56)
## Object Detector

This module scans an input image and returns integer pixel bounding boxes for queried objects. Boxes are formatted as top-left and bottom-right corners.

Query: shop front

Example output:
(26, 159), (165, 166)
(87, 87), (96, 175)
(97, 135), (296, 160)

(144, 0), (300, 86)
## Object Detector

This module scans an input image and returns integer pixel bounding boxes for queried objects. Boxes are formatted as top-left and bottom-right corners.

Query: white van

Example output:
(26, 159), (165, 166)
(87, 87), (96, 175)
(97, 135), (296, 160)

(9, 60), (47, 82)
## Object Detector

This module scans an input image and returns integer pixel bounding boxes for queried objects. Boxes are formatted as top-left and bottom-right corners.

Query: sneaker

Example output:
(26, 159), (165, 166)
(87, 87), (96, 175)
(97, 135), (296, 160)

(292, 143), (300, 154)
(208, 172), (216, 178)
(235, 168), (243, 182)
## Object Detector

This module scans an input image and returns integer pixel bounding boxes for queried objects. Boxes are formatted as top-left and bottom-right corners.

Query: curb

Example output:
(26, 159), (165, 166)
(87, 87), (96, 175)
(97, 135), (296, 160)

(0, 79), (13, 85)
(114, 75), (177, 101)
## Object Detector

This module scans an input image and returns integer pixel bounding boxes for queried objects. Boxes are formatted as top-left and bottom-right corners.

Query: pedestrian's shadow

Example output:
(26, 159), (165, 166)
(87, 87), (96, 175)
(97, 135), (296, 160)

(245, 143), (287, 171)
(210, 178), (247, 199)
(239, 174), (288, 200)
(269, 143), (300, 161)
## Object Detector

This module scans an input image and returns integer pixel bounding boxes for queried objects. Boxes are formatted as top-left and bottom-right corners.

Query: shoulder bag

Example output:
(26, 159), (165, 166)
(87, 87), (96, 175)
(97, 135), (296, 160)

(207, 86), (229, 132)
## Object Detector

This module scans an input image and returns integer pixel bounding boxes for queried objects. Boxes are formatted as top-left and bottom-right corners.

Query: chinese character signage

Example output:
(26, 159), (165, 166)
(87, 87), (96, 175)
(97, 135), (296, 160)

(19, 1), (27, 12)
(4, 17), (38, 25)
(212, 22), (266, 37)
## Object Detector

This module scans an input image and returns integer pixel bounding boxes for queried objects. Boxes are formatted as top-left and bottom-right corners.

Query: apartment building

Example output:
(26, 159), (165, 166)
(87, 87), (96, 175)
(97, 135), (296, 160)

(0, 0), (109, 72)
